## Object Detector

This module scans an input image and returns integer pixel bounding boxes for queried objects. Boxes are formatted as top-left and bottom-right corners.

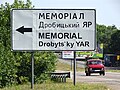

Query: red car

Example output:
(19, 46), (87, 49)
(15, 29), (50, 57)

(85, 59), (105, 76)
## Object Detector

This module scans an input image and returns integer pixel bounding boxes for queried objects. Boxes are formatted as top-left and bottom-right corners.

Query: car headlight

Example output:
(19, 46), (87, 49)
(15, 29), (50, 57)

(89, 68), (92, 71)
(101, 68), (104, 70)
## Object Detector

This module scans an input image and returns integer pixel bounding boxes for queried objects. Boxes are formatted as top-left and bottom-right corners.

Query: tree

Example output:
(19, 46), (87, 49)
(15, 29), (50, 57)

(0, 43), (18, 87)
(97, 24), (117, 53)
(0, 0), (57, 88)
(16, 51), (57, 84)
(109, 30), (120, 54)
(0, 0), (33, 87)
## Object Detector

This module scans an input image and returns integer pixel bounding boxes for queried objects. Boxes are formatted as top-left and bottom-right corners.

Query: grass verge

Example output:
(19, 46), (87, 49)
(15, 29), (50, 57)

(106, 70), (120, 73)
(56, 60), (84, 72)
(0, 81), (109, 90)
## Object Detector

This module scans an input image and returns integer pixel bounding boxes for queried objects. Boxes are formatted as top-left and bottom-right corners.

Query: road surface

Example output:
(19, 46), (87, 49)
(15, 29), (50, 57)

(74, 72), (120, 90)
(58, 58), (120, 90)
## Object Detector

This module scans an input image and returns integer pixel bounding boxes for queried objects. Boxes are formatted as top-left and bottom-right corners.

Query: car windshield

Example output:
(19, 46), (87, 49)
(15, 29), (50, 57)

(88, 60), (102, 65)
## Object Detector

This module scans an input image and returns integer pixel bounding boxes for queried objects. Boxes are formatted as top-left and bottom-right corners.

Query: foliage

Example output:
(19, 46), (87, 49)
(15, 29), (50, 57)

(0, 0), (57, 88)
(0, 43), (18, 87)
(17, 52), (57, 84)
(34, 51), (57, 83)
(109, 30), (120, 54)
(96, 24), (118, 53)
(0, 0), (33, 87)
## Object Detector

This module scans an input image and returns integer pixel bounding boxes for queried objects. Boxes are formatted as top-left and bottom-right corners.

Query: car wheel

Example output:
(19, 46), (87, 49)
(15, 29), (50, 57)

(103, 72), (105, 76)
(88, 72), (91, 76)
(86, 73), (88, 76)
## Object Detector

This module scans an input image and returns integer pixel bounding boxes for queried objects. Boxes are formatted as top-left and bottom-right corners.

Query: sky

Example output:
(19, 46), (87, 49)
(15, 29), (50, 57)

(1, 0), (120, 29)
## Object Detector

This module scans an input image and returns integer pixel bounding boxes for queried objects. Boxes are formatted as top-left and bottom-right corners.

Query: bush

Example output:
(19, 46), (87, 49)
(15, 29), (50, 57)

(0, 0), (57, 88)
(0, 43), (18, 88)
(16, 52), (57, 84)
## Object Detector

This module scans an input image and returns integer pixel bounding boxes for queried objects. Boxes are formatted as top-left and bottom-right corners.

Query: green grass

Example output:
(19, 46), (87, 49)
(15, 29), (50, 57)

(0, 82), (109, 90)
(106, 69), (120, 73)
(0, 60), (111, 90)
(56, 61), (71, 71)
(56, 61), (84, 72)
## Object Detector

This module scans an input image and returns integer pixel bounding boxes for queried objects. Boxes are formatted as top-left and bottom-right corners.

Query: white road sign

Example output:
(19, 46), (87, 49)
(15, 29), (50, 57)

(62, 51), (74, 59)
(11, 9), (96, 51)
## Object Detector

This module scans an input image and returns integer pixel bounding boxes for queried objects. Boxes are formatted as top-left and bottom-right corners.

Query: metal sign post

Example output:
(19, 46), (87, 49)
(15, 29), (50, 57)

(71, 59), (73, 70)
(31, 52), (34, 89)
(73, 51), (76, 85)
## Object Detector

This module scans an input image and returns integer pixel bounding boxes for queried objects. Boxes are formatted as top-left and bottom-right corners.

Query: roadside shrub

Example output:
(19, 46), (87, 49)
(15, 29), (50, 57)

(16, 51), (57, 84)
(0, 43), (18, 88)
(0, 0), (57, 88)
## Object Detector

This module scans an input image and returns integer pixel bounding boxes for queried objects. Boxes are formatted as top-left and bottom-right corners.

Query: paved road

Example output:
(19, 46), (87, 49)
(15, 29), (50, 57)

(74, 72), (120, 90)
(58, 59), (120, 90)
